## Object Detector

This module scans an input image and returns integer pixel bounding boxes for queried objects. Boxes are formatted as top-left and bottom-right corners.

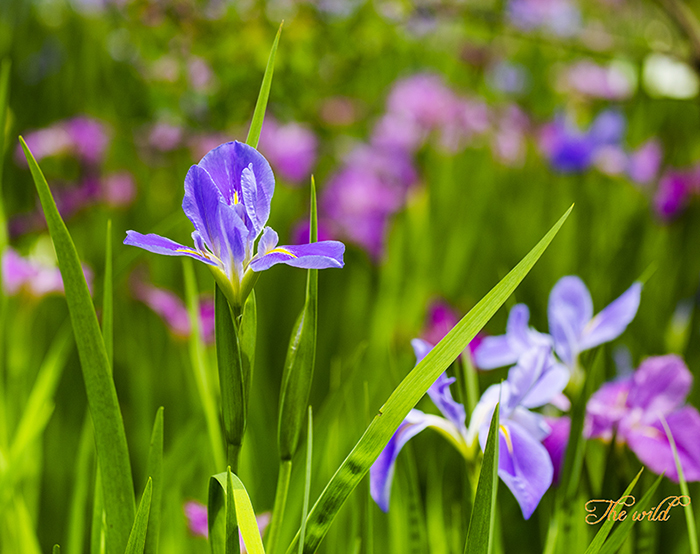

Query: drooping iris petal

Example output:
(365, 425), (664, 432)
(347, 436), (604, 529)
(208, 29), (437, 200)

(248, 241), (345, 271)
(626, 355), (691, 415)
(427, 373), (467, 433)
(626, 406), (700, 482)
(480, 420), (553, 520)
(508, 406), (551, 442)
(123, 231), (216, 266)
(542, 416), (571, 484)
(548, 276), (593, 365)
(370, 410), (433, 512)
(578, 282), (642, 351)
(183, 164), (225, 248)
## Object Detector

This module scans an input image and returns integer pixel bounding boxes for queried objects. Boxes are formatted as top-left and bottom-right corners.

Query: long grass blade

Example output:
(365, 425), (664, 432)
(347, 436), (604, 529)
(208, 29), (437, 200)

(245, 22), (283, 149)
(464, 402), (500, 554)
(145, 407), (164, 554)
(584, 467), (644, 554)
(19, 137), (135, 553)
(286, 205), (573, 554)
(660, 414), (699, 554)
(103, 220), (114, 368)
(298, 407), (313, 554)
(125, 478), (153, 554)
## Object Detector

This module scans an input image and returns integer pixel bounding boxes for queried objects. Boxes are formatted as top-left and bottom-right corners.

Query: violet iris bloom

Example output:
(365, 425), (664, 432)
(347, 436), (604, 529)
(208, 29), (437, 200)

(586, 355), (700, 482)
(548, 276), (641, 368)
(467, 346), (568, 519)
(370, 339), (469, 512)
(124, 142), (345, 306)
(474, 276), (641, 373)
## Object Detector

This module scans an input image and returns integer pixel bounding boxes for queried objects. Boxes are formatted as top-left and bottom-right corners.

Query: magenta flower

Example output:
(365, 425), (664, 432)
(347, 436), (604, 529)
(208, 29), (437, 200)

(627, 140), (662, 185)
(258, 117), (318, 184)
(586, 355), (700, 482)
(653, 170), (698, 221)
(132, 279), (215, 344)
(124, 141), (345, 306)
(2, 246), (94, 297)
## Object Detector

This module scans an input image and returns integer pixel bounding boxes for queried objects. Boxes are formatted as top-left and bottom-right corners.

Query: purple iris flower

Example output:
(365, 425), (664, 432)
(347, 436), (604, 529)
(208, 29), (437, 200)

(653, 170), (696, 221)
(548, 276), (641, 368)
(474, 276), (641, 372)
(473, 303), (553, 370)
(370, 339), (469, 512)
(586, 355), (700, 482)
(468, 346), (569, 519)
(541, 416), (571, 484)
(627, 140), (662, 186)
(124, 141), (345, 306)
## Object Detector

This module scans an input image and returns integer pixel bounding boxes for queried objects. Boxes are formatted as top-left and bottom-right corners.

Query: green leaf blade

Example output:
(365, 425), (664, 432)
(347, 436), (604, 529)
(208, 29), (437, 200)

(245, 22), (283, 149)
(125, 479), (153, 554)
(145, 408), (164, 554)
(19, 137), (135, 553)
(464, 402), (500, 554)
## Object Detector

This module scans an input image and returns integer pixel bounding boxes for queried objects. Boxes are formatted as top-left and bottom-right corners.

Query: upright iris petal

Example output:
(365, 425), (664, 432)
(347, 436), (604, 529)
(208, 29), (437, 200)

(548, 276), (642, 367)
(124, 141), (345, 306)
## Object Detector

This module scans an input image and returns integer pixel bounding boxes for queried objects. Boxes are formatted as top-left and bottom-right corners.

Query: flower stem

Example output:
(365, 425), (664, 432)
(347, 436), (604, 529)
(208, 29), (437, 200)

(227, 443), (241, 475)
(266, 459), (293, 554)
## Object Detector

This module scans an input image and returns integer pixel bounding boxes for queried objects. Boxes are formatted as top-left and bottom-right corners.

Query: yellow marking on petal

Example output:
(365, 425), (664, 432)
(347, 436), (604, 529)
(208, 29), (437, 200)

(176, 248), (213, 261)
(234, 191), (239, 204)
(500, 424), (514, 454)
(267, 247), (297, 258)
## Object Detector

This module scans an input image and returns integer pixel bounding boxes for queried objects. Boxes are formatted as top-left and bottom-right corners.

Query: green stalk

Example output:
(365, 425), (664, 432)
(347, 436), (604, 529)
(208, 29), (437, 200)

(266, 460), (293, 554)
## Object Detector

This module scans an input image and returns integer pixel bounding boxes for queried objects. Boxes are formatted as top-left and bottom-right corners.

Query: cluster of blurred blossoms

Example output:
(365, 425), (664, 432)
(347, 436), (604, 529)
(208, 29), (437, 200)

(130, 273), (215, 344)
(317, 73), (527, 259)
(371, 275), (700, 519)
(144, 115), (318, 186)
(2, 245), (94, 299)
(13, 115), (135, 236)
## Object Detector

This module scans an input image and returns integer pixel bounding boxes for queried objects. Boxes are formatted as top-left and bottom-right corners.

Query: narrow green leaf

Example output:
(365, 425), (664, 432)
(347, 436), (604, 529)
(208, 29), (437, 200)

(103, 219), (114, 368)
(145, 408), (164, 554)
(91, 472), (106, 554)
(464, 402), (500, 554)
(584, 467), (644, 554)
(278, 178), (318, 461)
(286, 205), (573, 554)
(245, 22), (283, 149)
(239, 291), (256, 426)
(66, 415), (94, 554)
(216, 285), (245, 471)
(0, 58), (11, 256)
(299, 407), (313, 554)
(183, 258), (225, 471)
(53, 545), (61, 554)
(19, 137), (135, 553)
(660, 414), (699, 554)
(227, 468), (241, 554)
(209, 471), (266, 554)
(598, 473), (664, 554)
(125, 478), (153, 554)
